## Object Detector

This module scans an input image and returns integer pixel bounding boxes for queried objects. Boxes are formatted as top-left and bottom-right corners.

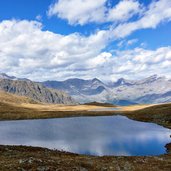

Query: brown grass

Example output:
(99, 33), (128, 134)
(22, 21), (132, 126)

(0, 145), (171, 171)
(0, 91), (171, 127)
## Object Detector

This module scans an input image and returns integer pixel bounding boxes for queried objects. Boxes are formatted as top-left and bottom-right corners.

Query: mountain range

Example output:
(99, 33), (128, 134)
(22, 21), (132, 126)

(1, 73), (171, 105)
(42, 75), (171, 105)
(0, 73), (30, 81)
(0, 73), (75, 105)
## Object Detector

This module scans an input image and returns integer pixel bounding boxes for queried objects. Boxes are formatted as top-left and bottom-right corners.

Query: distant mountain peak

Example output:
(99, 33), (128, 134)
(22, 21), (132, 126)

(147, 74), (159, 80)
(66, 78), (83, 81)
(139, 74), (166, 84)
(117, 78), (127, 83)
(2, 73), (171, 105)
(92, 78), (98, 81)
(92, 78), (102, 83)
(0, 78), (76, 104)
(0, 73), (16, 80)
(0, 73), (29, 81)
(145, 74), (166, 80)
(113, 78), (134, 87)
(0, 73), (8, 77)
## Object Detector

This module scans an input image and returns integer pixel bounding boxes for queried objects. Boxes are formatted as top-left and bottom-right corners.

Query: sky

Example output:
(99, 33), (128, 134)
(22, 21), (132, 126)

(0, 0), (171, 81)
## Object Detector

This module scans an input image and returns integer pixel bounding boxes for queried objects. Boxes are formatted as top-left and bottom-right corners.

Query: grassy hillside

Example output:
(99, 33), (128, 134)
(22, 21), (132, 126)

(0, 91), (118, 120)
(127, 103), (171, 129)
(0, 91), (37, 104)
(84, 101), (117, 107)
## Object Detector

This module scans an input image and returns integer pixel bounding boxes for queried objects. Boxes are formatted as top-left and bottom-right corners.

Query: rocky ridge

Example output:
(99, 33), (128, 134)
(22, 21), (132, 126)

(0, 75), (76, 105)
(42, 75), (171, 105)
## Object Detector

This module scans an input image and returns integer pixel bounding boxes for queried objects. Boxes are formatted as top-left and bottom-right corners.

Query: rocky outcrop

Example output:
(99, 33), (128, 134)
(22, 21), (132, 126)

(0, 79), (76, 104)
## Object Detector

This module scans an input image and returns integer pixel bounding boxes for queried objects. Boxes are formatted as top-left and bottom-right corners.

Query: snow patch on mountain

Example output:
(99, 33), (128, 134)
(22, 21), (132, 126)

(43, 75), (171, 105)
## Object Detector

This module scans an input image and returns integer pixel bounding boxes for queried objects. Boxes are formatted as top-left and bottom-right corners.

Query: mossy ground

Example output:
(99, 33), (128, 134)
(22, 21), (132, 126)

(0, 145), (171, 171)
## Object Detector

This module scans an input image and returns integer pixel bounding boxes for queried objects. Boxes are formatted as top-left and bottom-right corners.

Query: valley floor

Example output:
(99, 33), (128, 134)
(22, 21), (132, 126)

(0, 94), (161, 121)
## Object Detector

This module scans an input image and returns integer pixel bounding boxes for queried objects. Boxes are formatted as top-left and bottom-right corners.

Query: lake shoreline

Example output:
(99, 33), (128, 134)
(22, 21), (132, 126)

(0, 105), (171, 129)
(0, 143), (171, 171)
(0, 103), (171, 170)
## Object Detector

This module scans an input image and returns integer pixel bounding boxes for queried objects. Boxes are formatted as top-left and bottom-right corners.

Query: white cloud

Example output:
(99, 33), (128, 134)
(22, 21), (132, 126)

(0, 20), (111, 80)
(48, 0), (106, 25)
(107, 0), (142, 22)
(110, 47), (171, 80)
(0, 19), (171, 81)
(113, 0), (171, 38)
(127, 39), (138, 46)
(117, 39), (138, 48)
(47, 0), (142, 25)
(47, 0), (171, 40)
(36, 15), (42, 21)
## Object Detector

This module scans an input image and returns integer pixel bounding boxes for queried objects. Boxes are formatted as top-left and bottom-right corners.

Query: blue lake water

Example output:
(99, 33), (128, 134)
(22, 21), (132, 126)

(0, 115), (170, 156)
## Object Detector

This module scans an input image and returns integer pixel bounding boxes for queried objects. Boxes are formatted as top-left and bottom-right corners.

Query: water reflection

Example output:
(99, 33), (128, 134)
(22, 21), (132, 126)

(0, 115), (170, 156)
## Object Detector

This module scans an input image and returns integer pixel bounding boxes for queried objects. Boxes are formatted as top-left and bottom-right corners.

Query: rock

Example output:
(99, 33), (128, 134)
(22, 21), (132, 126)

(37, 166), (50, 171)
(0, 79), (76, 104)
(80, 167), (88, 171)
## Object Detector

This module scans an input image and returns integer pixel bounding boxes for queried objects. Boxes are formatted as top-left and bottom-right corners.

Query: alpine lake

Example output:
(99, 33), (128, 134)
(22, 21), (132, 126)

(0, 115), (170, 156)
